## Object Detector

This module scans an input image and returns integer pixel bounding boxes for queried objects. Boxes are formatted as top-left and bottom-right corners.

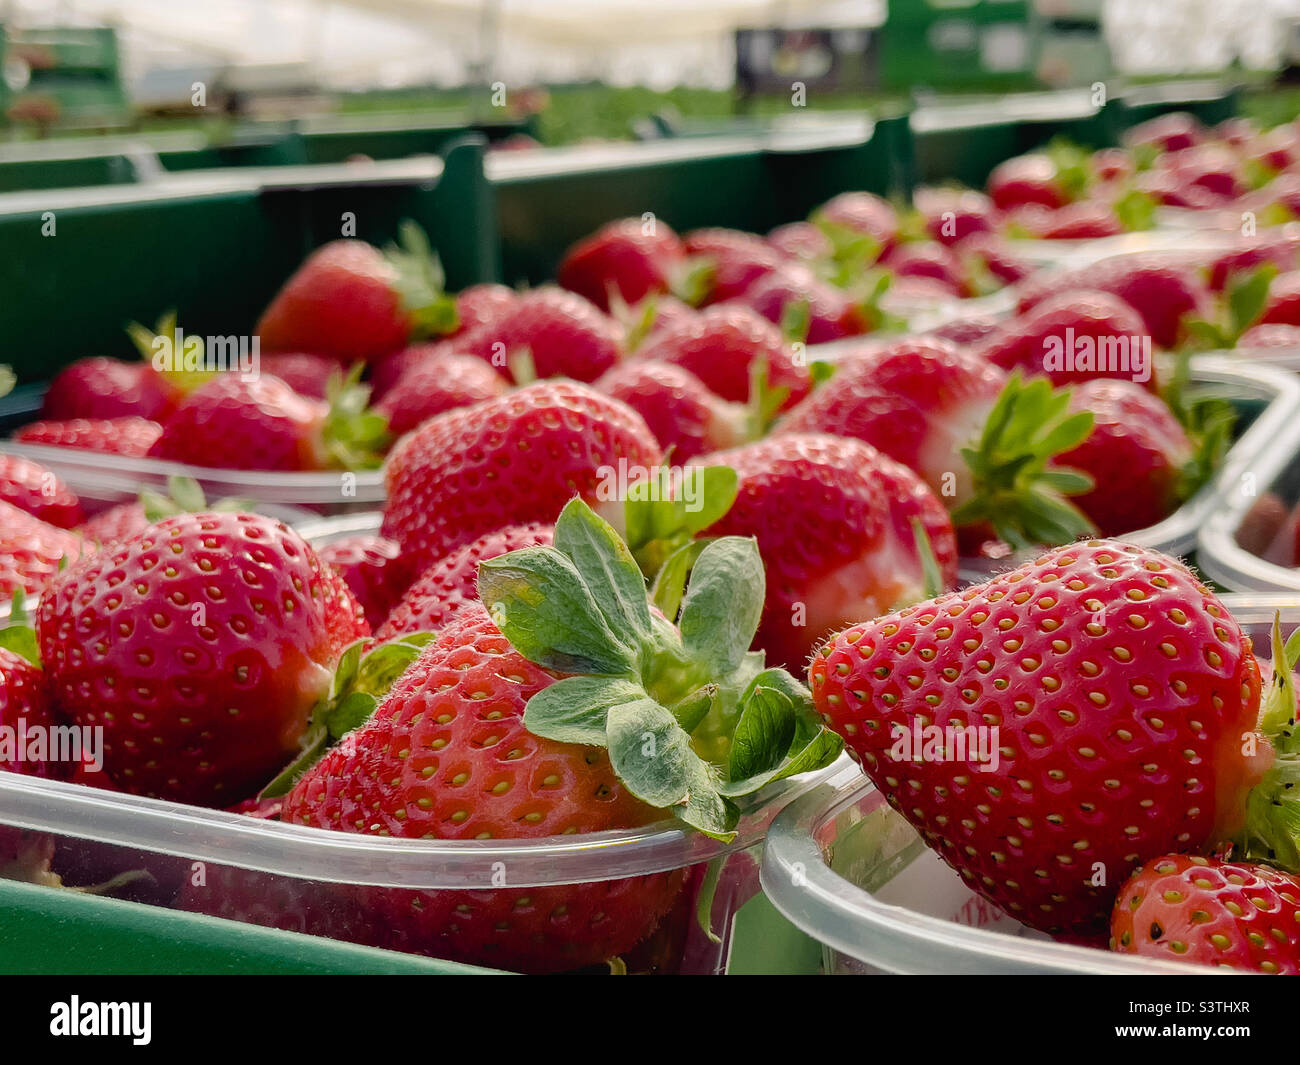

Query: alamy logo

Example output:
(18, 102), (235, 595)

(50, 997), (151, 1045)
(888, 722), (1001, 773)
(150, 327), (259, 380)
(0, 721), (102, 772)
(1042, 329), (1151, 384)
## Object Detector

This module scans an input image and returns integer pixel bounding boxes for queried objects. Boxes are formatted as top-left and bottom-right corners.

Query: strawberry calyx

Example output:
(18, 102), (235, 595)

(1112, 187), (1158, 232)
(670, 258), (716, 308)
(126, 311), (217, 395)
(0, 589), (39, 667)
(139, 475), (252, 523)
(949, 371), (1097, 551)
(321, 363), (391, 470)
(620, 465), (739, 580)
(383, 220), (460, 340)
(1161, 353), (1237, 503)
(1182, 262), (1276, 350)
(260, 632), (436, 799)
(477, 497), (842, 840)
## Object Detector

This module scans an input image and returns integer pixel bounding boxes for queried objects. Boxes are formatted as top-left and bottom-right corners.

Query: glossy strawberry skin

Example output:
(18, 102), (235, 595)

(1207, 241), (1299, 292)
(42, 358), (177, 423)
(283, 604), (684, 973)
(684, 228), (782, 304)
(777, 338), (1006, 505)
(377, 522), (554, 641)
(36, 512), (360, 806)
(767, 221), (832, 262)
(0, 454), (83, 528)
(700, 434), (957, 671)
(258, 353), (340, 400)
(0, 500), (87, 598)
(454, 283), (518, 335)
(883, 242), (969, 297)
(636, 304), (810, 409)
(1055, 380), (1192, 537)
(817, 192), (899, 255)
(381, 381), (661, 575)
(914, 187), (997, 246)
(595, 360), (741, 462)
(375, 352), (507, 437)
(1037, 202), (1123, 240)
(558, 218), (685, 312)
(737, 263), (868, 344)
(148, 375), (328, 471)
(1258, 271), (1300, 328)
(809, 541), (1265, 940)
(77, 503), (149, 548)
(316, 534), (417, 630)
(1111, 855), (1300, 973)
(0, 647), (61, 779)
(15, 417), (163, 458)
(453, 288), (623, 384)
(256, 240), (412, 363)
(1126, 112), (1203, 153)
(988, 155), (1070, 211)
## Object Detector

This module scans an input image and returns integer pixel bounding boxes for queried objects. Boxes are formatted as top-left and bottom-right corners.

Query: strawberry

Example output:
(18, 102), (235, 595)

(0, 502), (86, 598)
(1036, 202), (1123, 240)
(736, 263), (871, 343)
(0, 645), (60, 780)
(381, 380), (661, 575)
(635, 304), (810, 409)
(913, 187), (997, 246)
(316, 534), (417, 630)
(979, 290), (1156, 389)
(1091, 148), (1133, 183)
(255, 224), (457, 363)
(767, 221), (833, 261)
(368, 341), (451, 401)
(257, 353), (340, 400)
(700, 434), (958, 670)
(683, 228), (782, 304)
(1257, 270), (1300, 327)
(595, 360), (745, 462)
(557, 217), (686, 311)
(0, 453), (82, 528)
(808, 541), (1269, 940)
(813, 192), (899, 257)
(1126, 112), (1204, 153)
(883, 241), (969, 296)
(1207, 240), (1299, 292)
(453, 283), (518, 335)
(777, 339), (1097, 548)
(452, 287), (623, 383)
(376, 522), (554, 641)
(148, 371), (387, 472)
(1110, 855), (1300, 973)
(1239, 322), (1300, 349)
(279, 498), (843, 971)
(35, 512), (366, 805)
(988, 154), (1071, 211)
(374, 351), (506, 437)
(42, 357), (177, 423)
(76, 476), (245, 549)
(925, 314), (1002, 346)
(14, 417), (163, 458)
(1053, 380), (1194, 537)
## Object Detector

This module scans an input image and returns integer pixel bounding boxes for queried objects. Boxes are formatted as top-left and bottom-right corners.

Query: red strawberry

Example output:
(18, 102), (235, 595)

(1207, 240), (1299, 292)
(1126, 112), (1204, 153)
(42, 357), (177, 422)
(258, 353), (340, 400)
(453, 287), (623, 383)
(381, 380), (660, 574)
(316, 534), (417, 630)
(736, 263), (870, 343)
(959, 234), (1033, 290)
(809, 541), (1267, 940)
(913, 187), (997, 246)
(988, 154), (1071, 211)
(635, 304), (810, 408)
(925, 314), (1003, 347)
(368, 341), (451, 401)
(148, 373), (385, 472)
(454, 283), (518, 335)
(36, 512), (365, 805)
(1110, 855), (1300, 973)
(0, 502), (86, 598)
(814, 192), (899, 256)
(376, 522), (554, 641)
(980, 291), (1155, 389)
(684, 228), (782, 304)
(767, 221), (833, 261)
(595, 360), (744, 462)
(557, 217), (686, 311)
(0, 454), (82, 528)
(1257, 270), (1300, 327)
(77, 503), (150, 548)
(1239, 322), (1300, 349)
(1091, 148), (1133, 183)
(14, 417), (163, 458)
(256, 228), (456, 363)
(1037, 202), (1123, 240)
(700, 434), (957, 670)
(374, 351), (506, 437)
(1054, 380), (1193, 537)
(883, 241), (969, 296)
(0, 646), (61, 779)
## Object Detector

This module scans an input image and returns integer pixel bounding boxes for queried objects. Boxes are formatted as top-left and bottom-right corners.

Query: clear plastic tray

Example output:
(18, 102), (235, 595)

(759, 595), (1294, 974)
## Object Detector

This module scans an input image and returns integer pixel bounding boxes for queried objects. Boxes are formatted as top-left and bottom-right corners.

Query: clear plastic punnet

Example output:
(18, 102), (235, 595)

(759, 596), (1300, 975)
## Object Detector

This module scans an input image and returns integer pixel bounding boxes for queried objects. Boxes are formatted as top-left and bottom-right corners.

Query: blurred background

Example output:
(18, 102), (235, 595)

(1, 0), (1299, 145)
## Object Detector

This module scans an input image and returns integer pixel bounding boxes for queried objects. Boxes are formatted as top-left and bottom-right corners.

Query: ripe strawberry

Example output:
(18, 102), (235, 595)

(374, 351), (506, 437)
(0, 502), (86, 598)
(1126, 112), (1204, 153)
(0, 646), (60, 779)
(255, 226), (457, 363)
(1091, 148), (1133, 183)
(595, 360), (744, 462)
(42, 357), (177, 422)
(700, 434), (957, 670)
(367, 340), (451, 401)
(883, 241), (969, 296)
(148, 372), (386, 472)
(281, 499), (843, 971)
(1036, 202), (1123, 240)
(454, 283), (518, 335)
(1207, 240), (1299, 292)
(736, 263), (871, 343)
(258, 353), (340, 400)
(1110, 855), (1300, 972)
(988, 154), (1071, 211)
(316, 534), (417, 630)
(1054, 380), (1193, 537)
(684, 228), (782, 304)
(452, 287), (623, 383)
(36, 512), (365, 805)
(913, 187), (997, 246)
(925, 314), (1002, 347)
(767, 221), (832, 261)
(14, 417), (163, 458)
(814, 192), (899, 256)
(809, 541), (1268, 941)
(376, 522), (554, 641)
(1257, 270), (1300, 328)
(557, 217), (686, 311)
(1239, 322), (1300, 349)
(0, 454), (82, 528)
(979, 290), (1155, 389)
(636, 304), (810, 409)
(381, 380), (660, 574)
